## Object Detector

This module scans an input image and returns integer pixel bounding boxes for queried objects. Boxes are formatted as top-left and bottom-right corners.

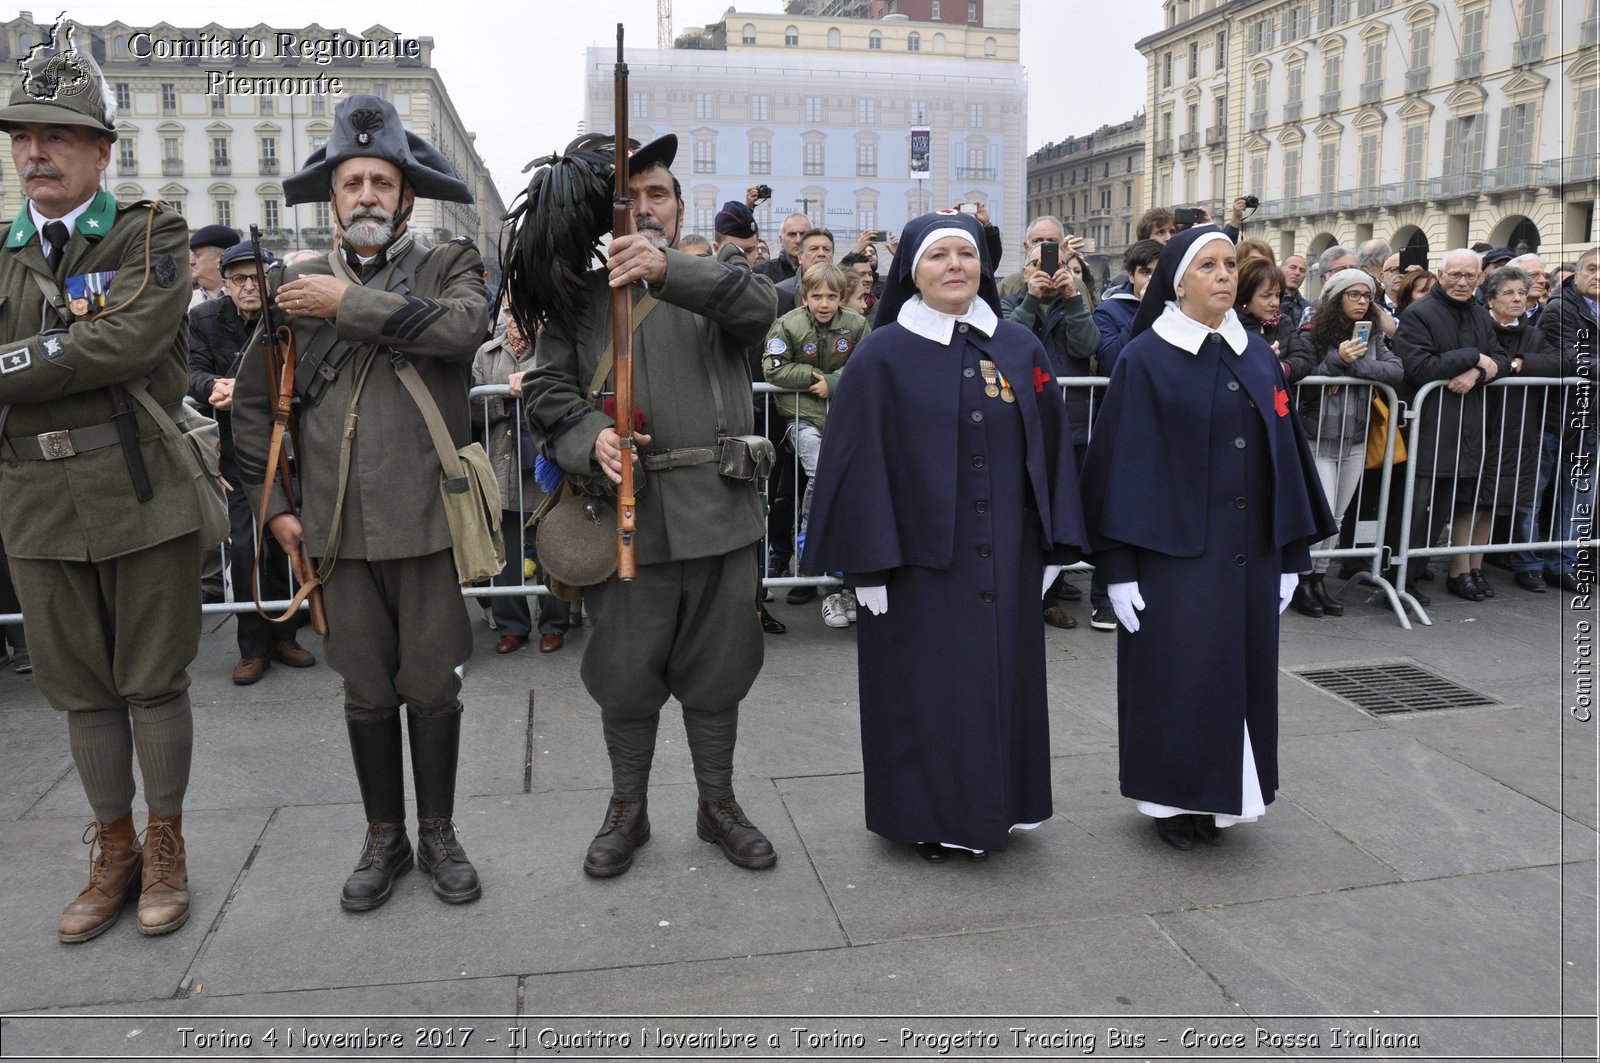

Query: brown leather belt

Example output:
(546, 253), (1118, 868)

(5, 402), (187, 460)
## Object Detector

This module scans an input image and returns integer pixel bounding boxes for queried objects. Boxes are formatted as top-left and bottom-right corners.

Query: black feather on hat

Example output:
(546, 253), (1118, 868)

(499, 133), (677, 339)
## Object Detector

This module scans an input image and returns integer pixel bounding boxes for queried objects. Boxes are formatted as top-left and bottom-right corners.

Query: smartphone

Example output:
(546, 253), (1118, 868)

(958, 202), (979, 214)
(1174, 207), (1206, 227)
(1352, 320), (1373, 347)
(1400, 244), (1428, 272)
(1039, 241), (1060, 276)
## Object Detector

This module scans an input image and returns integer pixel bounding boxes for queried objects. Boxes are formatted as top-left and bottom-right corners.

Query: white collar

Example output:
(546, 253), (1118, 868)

(30, 196), (97, 255)
(896, 293), (998, 344)
(1151, 301), (1249, 356)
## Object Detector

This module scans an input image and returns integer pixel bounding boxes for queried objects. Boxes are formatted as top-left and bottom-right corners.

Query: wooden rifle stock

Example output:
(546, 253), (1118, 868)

(249, 227), (328, 634)
(612, 24), (637, 580)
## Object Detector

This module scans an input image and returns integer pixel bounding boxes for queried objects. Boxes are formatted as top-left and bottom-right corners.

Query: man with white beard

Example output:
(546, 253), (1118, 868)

(231, 93), (491, 913)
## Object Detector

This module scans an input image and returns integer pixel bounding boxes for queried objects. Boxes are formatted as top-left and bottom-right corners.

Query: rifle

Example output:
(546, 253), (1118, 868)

(611, 23), (637, 580)
(249, 225), (329, 635)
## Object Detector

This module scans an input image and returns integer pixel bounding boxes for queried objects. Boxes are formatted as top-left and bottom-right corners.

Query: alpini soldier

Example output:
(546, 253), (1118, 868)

(0, 48), (201, 940)
(231, 95), (490, 911)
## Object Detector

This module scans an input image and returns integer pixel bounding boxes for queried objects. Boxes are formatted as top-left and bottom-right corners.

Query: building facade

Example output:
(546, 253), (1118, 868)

(1026, 113), (1146, 287)
(619, 4), (1027, 270)
(1138, 0), (1597, 286)
(0, 14), (505, 261)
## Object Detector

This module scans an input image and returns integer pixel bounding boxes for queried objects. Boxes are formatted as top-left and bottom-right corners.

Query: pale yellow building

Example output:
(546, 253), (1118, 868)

(1026, 113), (1147, 287)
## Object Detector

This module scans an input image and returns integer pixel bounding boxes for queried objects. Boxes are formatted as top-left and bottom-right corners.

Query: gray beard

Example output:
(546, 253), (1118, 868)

(345, 217), (395, 247)
(636, 219), (671, 250)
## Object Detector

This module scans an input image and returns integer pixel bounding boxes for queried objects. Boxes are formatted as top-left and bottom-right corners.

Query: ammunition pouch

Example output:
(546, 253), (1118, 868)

(716, 434), (776, 485)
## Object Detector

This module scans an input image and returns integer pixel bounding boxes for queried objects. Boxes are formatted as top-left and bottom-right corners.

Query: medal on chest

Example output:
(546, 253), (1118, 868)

(65, 270), (117, 318)
(980, 359), (1016, 403)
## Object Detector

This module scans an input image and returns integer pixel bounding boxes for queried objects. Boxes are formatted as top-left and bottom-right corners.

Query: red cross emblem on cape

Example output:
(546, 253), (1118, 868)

(1033, 366), (1052, 393)
(1274, 386), (1289, 417)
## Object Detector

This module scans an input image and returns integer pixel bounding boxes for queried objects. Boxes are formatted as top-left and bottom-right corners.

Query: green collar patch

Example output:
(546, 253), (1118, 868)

(6, 189), (117, 249)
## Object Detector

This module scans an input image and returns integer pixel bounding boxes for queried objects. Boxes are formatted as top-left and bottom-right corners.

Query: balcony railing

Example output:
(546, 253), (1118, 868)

(300, 226), (334, 248)
(259, 157), (279, 175)
(161, 158), (183, 176)
(1179, 132), (1199, 152)
(1360, 80), (1383, 105)
(1455, 52), (1483, 79)
(1584, 18), (1599, 47)
(1512, 35), (1544, 65)
(1482, 163), (1542, 194)
(1319, 90), (1342, 114)
(1153, 138), (1174, 157)
(1284, 100), (1303, 123)
(1248, 109), (1267, 131)
(1430, 172), (1478, 199)
(956, 167), (995, 180)
(1205, 125), (1226, 147)
(210, 157), (230, 176)
(1543, 154), (1599, 186)
(1405, 67), (1430, 93)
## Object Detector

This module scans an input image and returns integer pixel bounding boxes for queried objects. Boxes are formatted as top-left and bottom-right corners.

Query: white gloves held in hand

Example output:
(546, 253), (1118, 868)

(856, 585), (888, 616)
(1042, 566), (1062, 599)
(1107, 581), (1145, 632)
(1279, 572), (1299, 614)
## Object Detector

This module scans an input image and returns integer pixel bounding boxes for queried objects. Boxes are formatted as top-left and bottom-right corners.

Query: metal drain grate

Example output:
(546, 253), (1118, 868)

(1294, 662), (1501, 715)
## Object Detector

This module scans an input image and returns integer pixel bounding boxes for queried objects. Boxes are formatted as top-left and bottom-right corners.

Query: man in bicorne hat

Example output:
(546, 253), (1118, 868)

(231, 94), (490, 912)
(521, 135), (781, 878)
(0, 40), (202, 942)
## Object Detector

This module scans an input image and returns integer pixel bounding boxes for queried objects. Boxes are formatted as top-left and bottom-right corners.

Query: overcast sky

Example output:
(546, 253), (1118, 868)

(57, 1), (1161, 204)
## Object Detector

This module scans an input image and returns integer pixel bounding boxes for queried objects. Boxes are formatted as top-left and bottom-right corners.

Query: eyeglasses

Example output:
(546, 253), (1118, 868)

(1342, 290), (1373, 302)
(224, 274), (260, 288)
(1441, 270), (1478, 283)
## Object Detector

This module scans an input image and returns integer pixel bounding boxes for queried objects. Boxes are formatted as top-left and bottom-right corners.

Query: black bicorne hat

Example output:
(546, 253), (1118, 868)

(283, 94), (472, 206)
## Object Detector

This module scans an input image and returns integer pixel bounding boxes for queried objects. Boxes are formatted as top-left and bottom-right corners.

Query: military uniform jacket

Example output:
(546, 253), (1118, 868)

(525, 246), (777, 566)
(0, 192), (199, 561)
(761, 304), (868, 430)
(231, 234), (487, 562)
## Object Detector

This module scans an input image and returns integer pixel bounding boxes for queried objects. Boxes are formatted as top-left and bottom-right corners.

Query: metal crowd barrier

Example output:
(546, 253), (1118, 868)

(1292, 377), (1409, 627)
(4, 376), (1586, 632)
(1393, 376), (1590, 626)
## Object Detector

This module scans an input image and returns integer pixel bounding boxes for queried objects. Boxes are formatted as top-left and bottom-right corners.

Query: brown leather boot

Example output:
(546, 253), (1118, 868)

(136, 812), (190, 936)
(58, 816), (142, 943)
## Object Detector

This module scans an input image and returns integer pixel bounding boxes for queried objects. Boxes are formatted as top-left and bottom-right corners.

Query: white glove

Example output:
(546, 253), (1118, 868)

(856, 585), (888, 616)
(1041, 565), (1063, 599)
(1279, 572), (1299, 615)
(1107, 581), (1144, 633)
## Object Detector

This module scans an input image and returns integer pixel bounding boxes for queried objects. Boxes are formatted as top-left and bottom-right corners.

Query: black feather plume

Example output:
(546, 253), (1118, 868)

(499, 133), (618, 339)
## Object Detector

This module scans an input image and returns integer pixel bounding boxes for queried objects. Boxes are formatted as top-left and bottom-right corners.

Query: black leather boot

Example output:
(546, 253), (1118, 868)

(1310, 573), (1344, 616)
(584, 794), (651, 878)
(408, 709), (482, 904)
(1290, 576), (1324, 618)
(341, 715), (412, 912)
(697, 796), (777, 870)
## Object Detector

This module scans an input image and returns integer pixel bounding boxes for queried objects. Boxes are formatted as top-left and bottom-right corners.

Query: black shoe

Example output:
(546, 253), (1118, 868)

(1154, 815), (1194, 851)
(1485, 553), (1515, 571)
(1549, 570), (1582, 593)
(696, 796), (777, 870)
(1470, 569), (1494, 598)
(785, 585), (816, 604)
(1059, 581), (1083, 601)
(914, 842), (949, 863)
(759, 606), (787, 635)
(1416, 566), (1435, 581)
(1291, 579), (1324, 618)
(1189, 814), (1223, 846)
(1446, 574), (1485, 602)
(340, 823), (413, 911)
(1309, 574), (1344, 616)
(1089, 606), (1117, 631)
(1407, 585), (1432, 606)
(416, 818), (481, 904)
(584, 795), (650, 878)
(1513, 572), (1546, 592)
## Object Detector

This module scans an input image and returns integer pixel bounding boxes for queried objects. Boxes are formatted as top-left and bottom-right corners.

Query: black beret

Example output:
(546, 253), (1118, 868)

(189, 225), (241, 251)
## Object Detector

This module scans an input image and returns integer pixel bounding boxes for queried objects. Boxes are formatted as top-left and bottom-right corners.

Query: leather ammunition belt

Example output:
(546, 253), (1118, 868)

(640, 446), (721, 471)
(5, 403), (186, 461)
